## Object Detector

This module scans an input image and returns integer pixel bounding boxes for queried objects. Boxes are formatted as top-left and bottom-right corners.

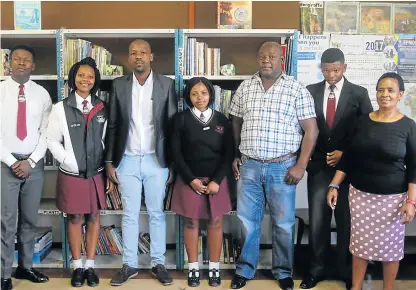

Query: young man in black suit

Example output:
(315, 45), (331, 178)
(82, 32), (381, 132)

(300, 48), (373, 290)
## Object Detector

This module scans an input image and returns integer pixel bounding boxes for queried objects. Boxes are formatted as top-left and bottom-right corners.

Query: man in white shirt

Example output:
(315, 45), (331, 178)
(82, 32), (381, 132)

(1, 45), (52, 290)
(300, 48), (373, 290)
(105, 40), (178, 287)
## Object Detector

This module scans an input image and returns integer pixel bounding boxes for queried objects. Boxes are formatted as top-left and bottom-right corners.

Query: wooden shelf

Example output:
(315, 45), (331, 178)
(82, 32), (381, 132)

(73, 249), (177, 269)
(183, 249), (272, 270)
(1, 30), (56, 38)
(0, 75), (57, 81)
(183, 29), (296, 38)
(63, 29), (175, 39)
(183, 75), (251, 81)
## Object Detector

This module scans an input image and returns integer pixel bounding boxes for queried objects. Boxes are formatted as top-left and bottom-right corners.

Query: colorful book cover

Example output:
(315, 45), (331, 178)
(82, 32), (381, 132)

(394, 4), (416, 34)
(14, 1), (41, 30)
(300, 1), (324, 35)
(217, 1), (252, 29)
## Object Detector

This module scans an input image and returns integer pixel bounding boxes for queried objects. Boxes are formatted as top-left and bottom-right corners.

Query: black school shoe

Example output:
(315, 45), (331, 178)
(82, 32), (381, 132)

(208, 269), (221, 287)
(187, 269), (200, 287)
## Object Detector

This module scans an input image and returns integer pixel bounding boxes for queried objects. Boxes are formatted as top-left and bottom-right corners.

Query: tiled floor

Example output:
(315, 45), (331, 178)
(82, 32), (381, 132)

(11, 278), (416, 290)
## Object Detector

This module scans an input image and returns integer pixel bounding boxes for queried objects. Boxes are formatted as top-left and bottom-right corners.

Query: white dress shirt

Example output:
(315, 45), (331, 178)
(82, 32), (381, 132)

(191, 106), (213, 123)
(0, 78), (52, 167)
(323, 77), (344, 120)
(75, 92), (93, 112)
(125, 71), (155, 155)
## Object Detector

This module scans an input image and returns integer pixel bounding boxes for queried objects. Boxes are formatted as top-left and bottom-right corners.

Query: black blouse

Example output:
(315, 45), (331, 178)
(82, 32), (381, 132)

(338, 114), (416, 195)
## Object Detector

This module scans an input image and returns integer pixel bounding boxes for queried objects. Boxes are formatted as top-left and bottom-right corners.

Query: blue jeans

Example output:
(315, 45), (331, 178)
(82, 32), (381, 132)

(236, 156), (297, 280)
(116, 154), (169, 268)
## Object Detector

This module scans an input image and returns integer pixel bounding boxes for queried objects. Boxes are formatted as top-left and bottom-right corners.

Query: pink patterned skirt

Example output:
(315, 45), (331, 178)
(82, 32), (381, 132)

(171, 176), (232, 219)
(349, 185), (407, 262)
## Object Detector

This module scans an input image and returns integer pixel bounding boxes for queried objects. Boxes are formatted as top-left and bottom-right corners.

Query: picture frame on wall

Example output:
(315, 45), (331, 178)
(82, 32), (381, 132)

(360, 3), (393, 34)
(300, 1), (324, 35)
(324, 2), (359, 34)
(14, 1), (42, 30)
(394, 4), (416, 34)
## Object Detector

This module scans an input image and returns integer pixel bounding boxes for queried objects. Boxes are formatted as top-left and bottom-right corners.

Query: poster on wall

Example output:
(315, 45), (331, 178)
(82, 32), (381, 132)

(217, 1), (252, 29)
(330, 34), (397, 110)
(14, 1), (41, 30)
(297, 34), (330, 86)
(300, 1), (324, 35)
(395, 34), (416, 82)
(394, 4), (416, 34)
(360, 3), (392, 34)
(324, 2), (359, 34)
(399, 83), (416, 121)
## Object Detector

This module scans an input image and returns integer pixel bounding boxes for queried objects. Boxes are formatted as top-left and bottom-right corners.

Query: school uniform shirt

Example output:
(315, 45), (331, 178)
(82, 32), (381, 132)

(0, 78), (52, 167)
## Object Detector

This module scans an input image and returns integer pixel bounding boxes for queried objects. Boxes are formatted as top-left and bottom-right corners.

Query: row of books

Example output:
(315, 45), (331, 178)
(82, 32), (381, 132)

(64, 39), (122, 77)
(213, 86), (235, 118)
(185, 38), (221, 76)
(1, 48), (11, 76)
(184, 231), (242, 265)
(15, 227), (52, 263)
(80, 225), (151, 256)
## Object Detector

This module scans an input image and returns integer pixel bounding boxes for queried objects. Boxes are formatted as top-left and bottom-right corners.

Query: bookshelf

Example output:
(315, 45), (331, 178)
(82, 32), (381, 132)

(1, 28), (300, 271)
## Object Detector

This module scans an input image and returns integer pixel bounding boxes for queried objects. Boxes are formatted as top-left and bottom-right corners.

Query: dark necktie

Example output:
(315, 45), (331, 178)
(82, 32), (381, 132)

(200, 113), (205, 122)
(17, 84), (27, 140)
(326, 84), (336, 128)
(82, 100), (89, 120)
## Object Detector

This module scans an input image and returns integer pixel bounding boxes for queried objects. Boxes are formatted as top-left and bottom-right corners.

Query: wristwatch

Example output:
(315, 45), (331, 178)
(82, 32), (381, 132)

(27, 158), (36, 169)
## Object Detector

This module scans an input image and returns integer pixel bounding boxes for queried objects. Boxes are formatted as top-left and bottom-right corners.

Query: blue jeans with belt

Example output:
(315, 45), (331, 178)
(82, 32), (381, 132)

(235, 155), (297, 280)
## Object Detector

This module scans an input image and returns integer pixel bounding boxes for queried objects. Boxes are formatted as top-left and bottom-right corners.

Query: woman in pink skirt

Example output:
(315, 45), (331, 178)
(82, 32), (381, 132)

(170, 77), (233, 287)
(327, 73), (416, 290)
(47, 57), (106, 287)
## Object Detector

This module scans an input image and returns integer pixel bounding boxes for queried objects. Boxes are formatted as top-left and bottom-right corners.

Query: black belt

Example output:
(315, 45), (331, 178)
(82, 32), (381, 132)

(243, 152), (296, 164)
(12, 153), (31, 161)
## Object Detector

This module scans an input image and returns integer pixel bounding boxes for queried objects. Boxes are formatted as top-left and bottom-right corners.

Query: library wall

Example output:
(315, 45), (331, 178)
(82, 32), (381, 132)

(1, 1), (300, 30)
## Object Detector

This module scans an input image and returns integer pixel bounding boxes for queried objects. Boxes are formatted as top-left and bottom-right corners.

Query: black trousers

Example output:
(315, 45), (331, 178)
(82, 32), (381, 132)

(307, 167), (351, 280)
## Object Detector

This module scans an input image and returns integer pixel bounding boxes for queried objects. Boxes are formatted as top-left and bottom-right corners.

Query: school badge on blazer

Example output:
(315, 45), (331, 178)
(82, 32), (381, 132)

(215, 125), (224, 134)
(96, 115), (106, 123)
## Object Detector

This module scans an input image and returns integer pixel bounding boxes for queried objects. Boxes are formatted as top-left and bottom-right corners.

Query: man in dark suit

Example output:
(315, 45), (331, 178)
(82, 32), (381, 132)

(105, 39), (178, 287)
(300, 48), (373, 290)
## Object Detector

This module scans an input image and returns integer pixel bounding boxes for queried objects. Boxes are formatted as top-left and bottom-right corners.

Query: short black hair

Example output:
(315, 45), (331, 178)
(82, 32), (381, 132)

(68, 57), (101, 96)
(184, 77), (215, 108)
(376, 72), (405, 92)
(321, 48), (345, 64)
(10, 44), (36, 62)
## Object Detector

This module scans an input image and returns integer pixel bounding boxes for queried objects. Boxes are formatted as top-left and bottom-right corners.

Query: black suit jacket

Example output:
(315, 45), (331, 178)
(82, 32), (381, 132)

(105, 72), (178, 168)
(306, 78), (373, 175)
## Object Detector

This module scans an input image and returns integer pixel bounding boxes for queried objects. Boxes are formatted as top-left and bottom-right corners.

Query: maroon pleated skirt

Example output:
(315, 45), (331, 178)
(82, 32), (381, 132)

(171, 176), (232, 219)
(56, 171), (106, 214)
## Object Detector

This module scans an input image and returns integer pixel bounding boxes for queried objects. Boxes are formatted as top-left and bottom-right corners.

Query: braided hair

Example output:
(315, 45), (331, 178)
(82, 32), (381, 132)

(67, 57), (101, 96)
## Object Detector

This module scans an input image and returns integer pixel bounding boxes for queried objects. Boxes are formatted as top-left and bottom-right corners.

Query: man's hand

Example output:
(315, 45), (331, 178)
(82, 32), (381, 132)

(232, 158), (242, 180)
(284, 164), (305, 185)
(327, 150), (343, 167)
(205, 181), (219, 195)
(12, 161), (30, 179)
(105, 163), (119, 185)
(190, 179), (207, 195)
